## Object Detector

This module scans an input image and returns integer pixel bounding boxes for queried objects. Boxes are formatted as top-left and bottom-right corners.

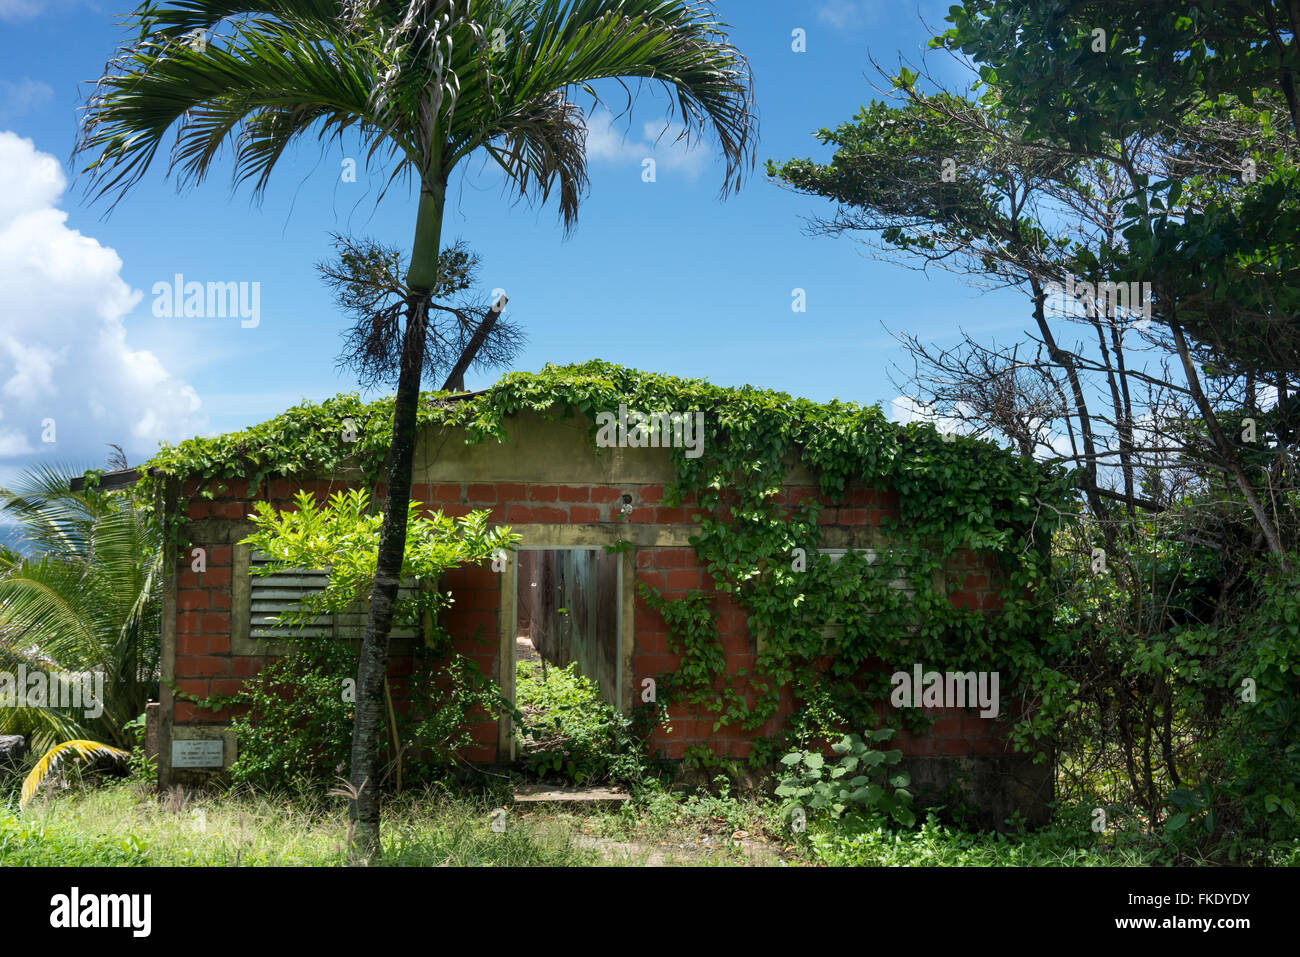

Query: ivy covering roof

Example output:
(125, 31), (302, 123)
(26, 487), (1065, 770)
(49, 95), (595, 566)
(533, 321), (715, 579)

(118, 360), (1071, 545)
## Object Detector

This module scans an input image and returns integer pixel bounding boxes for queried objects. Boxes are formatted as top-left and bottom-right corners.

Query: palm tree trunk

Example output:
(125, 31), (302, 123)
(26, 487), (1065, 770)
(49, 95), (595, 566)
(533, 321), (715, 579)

(348, 182), (445, 865)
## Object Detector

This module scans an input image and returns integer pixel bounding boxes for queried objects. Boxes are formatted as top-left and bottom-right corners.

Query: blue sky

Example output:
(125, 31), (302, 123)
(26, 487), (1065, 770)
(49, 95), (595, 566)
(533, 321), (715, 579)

(0, 0), (1031, 483)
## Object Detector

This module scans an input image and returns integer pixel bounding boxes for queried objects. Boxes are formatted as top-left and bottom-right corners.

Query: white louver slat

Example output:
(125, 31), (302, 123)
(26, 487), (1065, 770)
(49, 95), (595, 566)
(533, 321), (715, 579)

(249, 552), (419, 640)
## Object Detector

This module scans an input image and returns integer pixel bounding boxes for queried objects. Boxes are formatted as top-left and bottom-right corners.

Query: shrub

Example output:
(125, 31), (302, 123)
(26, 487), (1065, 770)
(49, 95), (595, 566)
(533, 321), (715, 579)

(776, 728), (915, 827)
(515, 662), (646, 785)
(225, 639), (505, 791)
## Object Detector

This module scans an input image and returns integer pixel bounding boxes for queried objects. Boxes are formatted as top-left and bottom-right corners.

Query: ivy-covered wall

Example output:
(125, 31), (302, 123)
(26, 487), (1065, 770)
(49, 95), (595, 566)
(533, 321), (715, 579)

(145, 361), (1071, 814)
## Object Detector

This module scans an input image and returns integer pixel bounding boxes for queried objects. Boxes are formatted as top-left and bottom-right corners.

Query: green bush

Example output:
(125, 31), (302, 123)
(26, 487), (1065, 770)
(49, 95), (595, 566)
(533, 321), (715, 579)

(515, 662), (646, 785)
(776, 728), (915, 827)
(224, 639), (506, 791)
(225, 641), (356, 789)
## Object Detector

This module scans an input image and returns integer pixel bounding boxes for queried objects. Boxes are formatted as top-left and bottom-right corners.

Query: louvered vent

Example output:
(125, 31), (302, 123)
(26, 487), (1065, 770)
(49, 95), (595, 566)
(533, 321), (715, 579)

(250, 551), (419, 640)
(819, 548), (920, 643)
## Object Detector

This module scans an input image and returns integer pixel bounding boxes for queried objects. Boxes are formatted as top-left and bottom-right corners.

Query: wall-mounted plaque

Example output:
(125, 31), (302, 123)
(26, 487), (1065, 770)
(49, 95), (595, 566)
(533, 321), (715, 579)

(171, 739), (224, 768)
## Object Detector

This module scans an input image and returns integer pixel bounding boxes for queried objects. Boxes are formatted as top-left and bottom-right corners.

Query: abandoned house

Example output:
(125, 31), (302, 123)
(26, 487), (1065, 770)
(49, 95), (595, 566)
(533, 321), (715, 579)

(97, 364), (1058, 824)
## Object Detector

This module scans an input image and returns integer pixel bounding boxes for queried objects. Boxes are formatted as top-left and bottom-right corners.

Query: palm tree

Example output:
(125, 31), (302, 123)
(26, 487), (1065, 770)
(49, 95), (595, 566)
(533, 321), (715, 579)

(76, 0), (755, 862)
(0, 465), (162, 752)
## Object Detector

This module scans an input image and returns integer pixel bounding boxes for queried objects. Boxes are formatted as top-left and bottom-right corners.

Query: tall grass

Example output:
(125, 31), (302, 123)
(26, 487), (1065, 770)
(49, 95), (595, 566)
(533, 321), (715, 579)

(0, 781), (595, 866)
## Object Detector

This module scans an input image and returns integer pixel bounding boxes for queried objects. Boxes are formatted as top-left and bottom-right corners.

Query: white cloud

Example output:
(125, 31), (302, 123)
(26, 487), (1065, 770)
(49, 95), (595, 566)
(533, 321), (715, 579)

(583, 109), (710, 179)
(816, 0), (878, 30)
(0, 0), (46, 20)
(0, 78), (53, 118)
(891, 394), (965, 435)
(0, 131), (205, 464)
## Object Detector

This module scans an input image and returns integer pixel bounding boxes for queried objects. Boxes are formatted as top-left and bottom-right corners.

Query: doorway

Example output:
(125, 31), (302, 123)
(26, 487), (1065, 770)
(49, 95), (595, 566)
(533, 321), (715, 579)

(515, 547), (622, 708)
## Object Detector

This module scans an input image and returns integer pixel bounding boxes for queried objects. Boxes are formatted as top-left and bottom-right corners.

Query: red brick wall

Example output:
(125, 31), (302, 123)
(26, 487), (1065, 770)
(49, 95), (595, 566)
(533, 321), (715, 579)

(171, 477), (1011, 764)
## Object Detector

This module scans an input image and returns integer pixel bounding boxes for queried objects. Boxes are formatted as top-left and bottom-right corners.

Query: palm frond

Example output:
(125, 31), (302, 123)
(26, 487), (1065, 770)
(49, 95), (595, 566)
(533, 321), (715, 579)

(19, 740), (131, 810)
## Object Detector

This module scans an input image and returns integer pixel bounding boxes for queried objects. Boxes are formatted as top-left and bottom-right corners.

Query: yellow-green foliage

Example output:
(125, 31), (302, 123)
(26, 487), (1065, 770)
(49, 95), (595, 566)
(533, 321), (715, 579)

(20, 740), (130, 810)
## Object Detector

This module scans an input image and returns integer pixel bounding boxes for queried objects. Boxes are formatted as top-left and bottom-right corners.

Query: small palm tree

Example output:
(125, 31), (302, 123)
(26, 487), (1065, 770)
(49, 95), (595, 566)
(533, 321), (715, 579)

(77, 0), (755, 862)
(0, 464), (161, 752)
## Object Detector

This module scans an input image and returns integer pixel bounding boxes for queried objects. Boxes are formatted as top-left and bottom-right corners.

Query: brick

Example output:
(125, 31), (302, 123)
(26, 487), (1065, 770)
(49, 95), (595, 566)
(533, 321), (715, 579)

(174, 679), (209, 698)
(211, 501), (245, 520)
(655, 507), (691, 524)
(430, 483), (464, 503)
(209, 678), (245, 697)
(637, 551), (655, 568)
(726, 740), (753, 759)
(177, 590), (209, 611)
(207, 545), (233, 567)
(658, 739), (688, 759)
(210, 591), (232, 610)
(185, 500), (210, 520)
(200, 567), (231, 587)
(568, 506), (601, 523)
(634, 634), (670, 655)
(177, 634), (207, 655)
(636, 654), (682, 673)
(232, 656), (267, 677)
(949, 590), (980, 610)
(492, 482), (524, 502)
(207, 633), (231, 655)
(177, 612), (201, 634)
(590, 486), (623, 504)
(173, 703), (195, 723)
(648, 549), (685, 568)
(841, 487), (875, 507)
(962, 715), (994, 736)
(461, 744), (496, 764)
(180, 656), (230, 677)
(466, 484), (497, 503)
(638, 485), (665, 504)
(527, 485), (561, 502)
(665, 569), (701, 590)
(837, 508), (867, 526)
(787, 487), (826, 506)
(627, 507), (655, 523)
(963, 573), (989, 590)
(636, 570), (668, 591)
(930, 716), (963, 737)
(452, 611), (497, 635)
(214, 479), (249, 499)
(200, 612), (231, 634)
(556, 486), (589, 503)
(505, 505), (567, 524)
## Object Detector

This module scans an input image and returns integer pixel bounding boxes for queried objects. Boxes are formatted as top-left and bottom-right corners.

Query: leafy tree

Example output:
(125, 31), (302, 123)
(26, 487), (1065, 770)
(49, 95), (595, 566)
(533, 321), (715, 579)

(0, 464), (161, 751)
(768, 44), (1299, 563)
(937, 0), (1300, 378)
(76, 0), (755, 862)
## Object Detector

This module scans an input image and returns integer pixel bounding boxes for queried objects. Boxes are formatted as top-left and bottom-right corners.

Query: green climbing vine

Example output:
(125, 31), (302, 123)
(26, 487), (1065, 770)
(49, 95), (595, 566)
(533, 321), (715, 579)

(118, 359), (1076, 770)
